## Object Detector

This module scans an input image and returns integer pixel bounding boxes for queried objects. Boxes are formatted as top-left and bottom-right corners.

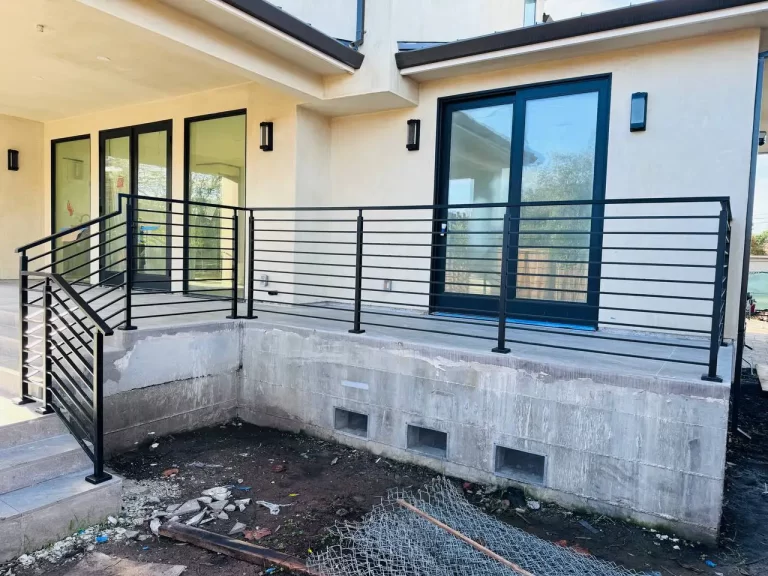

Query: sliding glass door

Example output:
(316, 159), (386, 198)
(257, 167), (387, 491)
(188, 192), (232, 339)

(100, 121), (172, 290)
(184, 110), (246, 297)
(51, 135), (91, 282)
(433, 77), (610, 327)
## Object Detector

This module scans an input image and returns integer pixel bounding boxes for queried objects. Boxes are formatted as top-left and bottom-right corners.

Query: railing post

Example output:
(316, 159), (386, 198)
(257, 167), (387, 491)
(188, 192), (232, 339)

(227, 210), (240, 319)
(702, 208), (728, 382)
(86, 329), (112, 485)
(14, 253), (34, 405)
(493, 210), (512, 354)
(246, 210), (256, 319)
(720, 206), (731, 347)
(36, 277), (53, 414)
(349, 210), (365, 334)
(121, 196), (136, 330)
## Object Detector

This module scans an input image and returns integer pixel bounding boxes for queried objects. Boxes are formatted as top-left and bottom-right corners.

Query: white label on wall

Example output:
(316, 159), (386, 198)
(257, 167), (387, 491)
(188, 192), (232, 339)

(341, 380), (369, 390)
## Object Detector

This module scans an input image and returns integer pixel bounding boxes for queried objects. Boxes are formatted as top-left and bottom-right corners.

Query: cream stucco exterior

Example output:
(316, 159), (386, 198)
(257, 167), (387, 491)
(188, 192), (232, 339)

(0, 115), (44, 279)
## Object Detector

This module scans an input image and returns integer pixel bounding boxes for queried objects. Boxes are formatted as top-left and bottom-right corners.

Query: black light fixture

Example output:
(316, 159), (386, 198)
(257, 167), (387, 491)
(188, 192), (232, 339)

(630, 92), (648, 132)
(260, 121), (274, 152)
(406, 119), (420, 151)
(7, 149), (18, 171)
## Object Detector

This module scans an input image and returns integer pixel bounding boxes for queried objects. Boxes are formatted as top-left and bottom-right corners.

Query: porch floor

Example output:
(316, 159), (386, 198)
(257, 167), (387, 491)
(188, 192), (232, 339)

(1, 281), (733, 386)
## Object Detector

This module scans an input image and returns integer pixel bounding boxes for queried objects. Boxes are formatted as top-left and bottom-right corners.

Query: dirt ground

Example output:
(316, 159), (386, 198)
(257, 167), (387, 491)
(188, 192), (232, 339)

(7, 374), (768, 576)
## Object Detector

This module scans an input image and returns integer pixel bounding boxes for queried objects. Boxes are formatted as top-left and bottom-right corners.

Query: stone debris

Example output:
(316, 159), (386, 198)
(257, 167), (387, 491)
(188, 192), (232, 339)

(185, 511), (206, 526)
(150, 443), (159, 450)
(228, 522), (247, 535)
(224, 504), (236, 512)
(218, 512), (229, 520)
(201, 486), (230, 500)
(149, 518), (162, 535)
(189, 461), (223, 469)
(166, 503), (181, 513)
(527, 500), (541, 510)
(7, 479), (181, 568)
(175, 499), (201, 515)
(197, 496), (213, 505)
(209, 500), (229, 511)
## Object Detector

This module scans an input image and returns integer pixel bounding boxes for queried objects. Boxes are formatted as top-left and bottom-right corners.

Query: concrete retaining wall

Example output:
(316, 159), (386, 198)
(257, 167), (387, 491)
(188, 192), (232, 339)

(100, 319), (730, 542)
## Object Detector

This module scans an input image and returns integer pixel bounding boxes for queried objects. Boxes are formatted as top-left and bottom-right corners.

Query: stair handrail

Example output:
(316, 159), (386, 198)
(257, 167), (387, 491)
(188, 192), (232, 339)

(21, 271), (113, 336)
(16, 208), (123, 255)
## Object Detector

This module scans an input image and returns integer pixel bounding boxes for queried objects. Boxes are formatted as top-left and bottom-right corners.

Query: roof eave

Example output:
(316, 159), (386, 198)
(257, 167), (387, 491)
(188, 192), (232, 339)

(221, 0), (364, 70)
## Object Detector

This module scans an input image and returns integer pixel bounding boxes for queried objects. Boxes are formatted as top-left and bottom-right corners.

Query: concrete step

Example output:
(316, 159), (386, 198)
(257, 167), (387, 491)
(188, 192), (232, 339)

(0, 308), (17, 329)
(0, 397), (65, 449)
(0, 325), (18, 359)
(0, 434), (91, 494)
(0, 469), (122, 562)
(0, 360), (19, 397)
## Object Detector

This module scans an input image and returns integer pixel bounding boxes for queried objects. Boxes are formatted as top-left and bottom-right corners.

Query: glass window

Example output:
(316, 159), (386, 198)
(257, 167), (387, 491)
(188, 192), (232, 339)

(445, 103), (514, 297)
(524, 0), (537, 26)
(53, 137), (91, 279)
(186, 113), (246, 295)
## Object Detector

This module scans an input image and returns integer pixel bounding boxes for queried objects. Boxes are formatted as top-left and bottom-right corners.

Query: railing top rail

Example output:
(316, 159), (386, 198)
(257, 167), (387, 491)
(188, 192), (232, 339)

(126, 192), (732, 217)
(21, 271), (114, 336)
(17, 209), (122, 254)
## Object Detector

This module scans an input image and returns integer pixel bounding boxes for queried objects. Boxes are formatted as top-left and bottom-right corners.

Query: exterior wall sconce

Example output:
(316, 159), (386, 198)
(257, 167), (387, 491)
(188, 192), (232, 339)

(760, 131), (766, 147)
(7, 149), (19, 171)
(260, 122), (273, 151)
(630, 92), (648, 132)
(406, 119), (420, 151)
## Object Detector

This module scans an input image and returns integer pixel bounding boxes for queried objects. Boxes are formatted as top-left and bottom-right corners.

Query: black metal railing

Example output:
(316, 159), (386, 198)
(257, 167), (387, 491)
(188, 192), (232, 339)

(15, 194), (732, 479)
(17, 271), (112, 484)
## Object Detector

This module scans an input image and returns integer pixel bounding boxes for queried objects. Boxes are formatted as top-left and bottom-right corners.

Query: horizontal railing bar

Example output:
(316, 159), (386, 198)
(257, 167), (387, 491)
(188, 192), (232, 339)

(135, 219), (235, 232)
(249, 306), (353, 325)
(36, 234), (127, 272)
(131, 298), (230, 308)
(254, 287), (356, 303)
(50, 290), (92, 337)
(254, 227), (718, 236)
(69, 258), (127, 285)
(139, 233), (234, 241)
(18, 209), (122, 253)
(49, 401), (95, 458)
(133, 268), (233, 273)
(48, 386), (94, 446)
(27, 221), (125, 263)
(94, 293), (128, 314)
(244, 195), (730, 213)
(77, 272), (124, 296)
(50, 371), (93, 421)
(51, 245), (125, 278)
(50, 338), (91, 391)
(358, 307), (710, 351)
(132, 308), (231, 320)
(364, 215), (720, 223)
(133, 288), (232, 296)
(85, 282), (126, 305)
(129, 193), (239, 213)
(49, 309), (93, 358)
(102, 307), (126, 323)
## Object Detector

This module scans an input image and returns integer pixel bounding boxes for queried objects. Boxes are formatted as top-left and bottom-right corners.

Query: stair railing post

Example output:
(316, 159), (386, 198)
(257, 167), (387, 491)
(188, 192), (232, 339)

(122, 196), (136, 330)
(493, 210), (512, 354)
(349, 210), (365, 334)
(702, 208), (728, 382)
(86, 328), (112, 485)
(37, 277), (53, 414)
(15, 252), (34, 405)
(246, 210), (256, 319)
(227, 210), (240, 319)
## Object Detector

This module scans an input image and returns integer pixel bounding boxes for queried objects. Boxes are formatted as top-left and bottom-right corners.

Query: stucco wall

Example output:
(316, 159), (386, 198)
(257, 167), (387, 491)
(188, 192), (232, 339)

(326, 30), (760, 339)
(0, 115), (44, 279)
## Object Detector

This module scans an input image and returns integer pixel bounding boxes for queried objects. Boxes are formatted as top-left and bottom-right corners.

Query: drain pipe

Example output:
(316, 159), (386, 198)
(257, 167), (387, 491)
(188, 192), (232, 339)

(350, 0), (365, 49)
(731, 52), (767, 434)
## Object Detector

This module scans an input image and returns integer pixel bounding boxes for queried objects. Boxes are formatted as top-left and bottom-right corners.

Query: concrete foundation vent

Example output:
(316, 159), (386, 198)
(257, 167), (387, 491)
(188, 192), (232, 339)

(407, 425), (447, 459)
(495, 445), (545, 485)
(334, 408), (368, 438)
